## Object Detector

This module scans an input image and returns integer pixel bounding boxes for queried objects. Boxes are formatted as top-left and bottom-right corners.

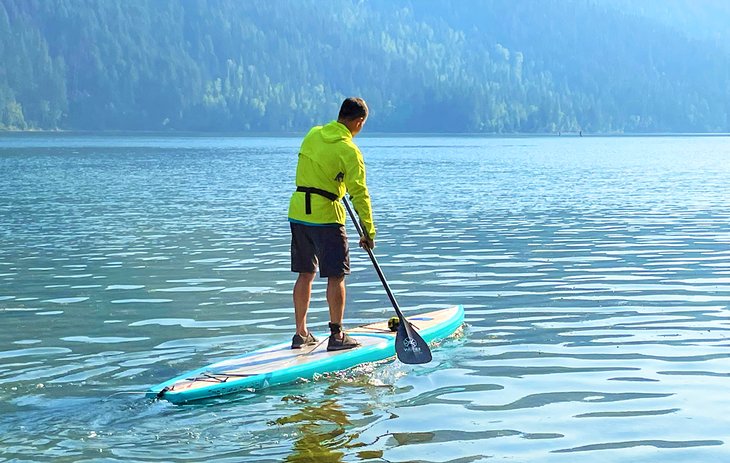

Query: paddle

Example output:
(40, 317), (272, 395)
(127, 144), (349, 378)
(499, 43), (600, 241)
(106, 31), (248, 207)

(343, 196), (432, 364)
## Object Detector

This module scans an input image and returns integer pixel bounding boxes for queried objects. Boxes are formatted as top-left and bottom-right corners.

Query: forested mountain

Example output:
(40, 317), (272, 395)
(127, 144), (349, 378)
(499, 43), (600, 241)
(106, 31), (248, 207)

(1, 0), (729, 133)
(602, 0), (730, 49)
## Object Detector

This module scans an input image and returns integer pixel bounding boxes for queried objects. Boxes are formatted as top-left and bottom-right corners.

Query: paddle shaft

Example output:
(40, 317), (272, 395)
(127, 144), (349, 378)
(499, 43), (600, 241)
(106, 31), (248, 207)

(342, 197), (405, 321)
(342, 196), (432, 364)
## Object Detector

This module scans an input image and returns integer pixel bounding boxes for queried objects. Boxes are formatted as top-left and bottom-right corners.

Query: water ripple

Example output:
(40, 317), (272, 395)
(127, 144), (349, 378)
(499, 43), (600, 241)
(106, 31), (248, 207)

(2, 135), (730, 461)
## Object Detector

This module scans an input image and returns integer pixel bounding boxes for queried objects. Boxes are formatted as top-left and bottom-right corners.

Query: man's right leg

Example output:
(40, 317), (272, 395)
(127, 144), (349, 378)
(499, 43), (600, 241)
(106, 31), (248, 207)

(326, 274), (346, 327)
(325, 274), (359, 351)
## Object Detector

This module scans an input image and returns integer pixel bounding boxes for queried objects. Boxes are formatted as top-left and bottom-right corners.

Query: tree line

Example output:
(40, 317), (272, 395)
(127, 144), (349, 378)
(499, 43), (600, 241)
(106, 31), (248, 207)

(1, 0), (729, 133)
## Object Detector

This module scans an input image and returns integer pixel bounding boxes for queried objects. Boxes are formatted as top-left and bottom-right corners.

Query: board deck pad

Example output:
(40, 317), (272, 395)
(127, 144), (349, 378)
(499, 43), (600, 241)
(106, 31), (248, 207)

(148, 305), (464, 404)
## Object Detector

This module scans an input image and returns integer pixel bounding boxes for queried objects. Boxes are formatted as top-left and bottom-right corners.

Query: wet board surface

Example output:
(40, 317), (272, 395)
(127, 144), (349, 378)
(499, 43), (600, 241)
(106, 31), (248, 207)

(148, 305), (464, 404)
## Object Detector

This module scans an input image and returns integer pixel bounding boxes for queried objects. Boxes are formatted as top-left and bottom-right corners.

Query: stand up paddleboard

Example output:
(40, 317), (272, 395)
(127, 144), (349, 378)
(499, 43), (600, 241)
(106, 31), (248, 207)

(148, 305), (464, 404)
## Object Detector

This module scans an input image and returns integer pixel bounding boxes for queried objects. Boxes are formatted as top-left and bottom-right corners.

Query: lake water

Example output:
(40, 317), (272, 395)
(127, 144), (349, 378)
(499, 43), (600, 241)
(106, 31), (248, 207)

(1, 133), (730, 462)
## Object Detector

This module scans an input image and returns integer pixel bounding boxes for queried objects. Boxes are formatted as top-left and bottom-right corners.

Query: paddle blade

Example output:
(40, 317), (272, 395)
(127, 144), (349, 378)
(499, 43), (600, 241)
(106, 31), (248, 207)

(395, 321), (432, 364)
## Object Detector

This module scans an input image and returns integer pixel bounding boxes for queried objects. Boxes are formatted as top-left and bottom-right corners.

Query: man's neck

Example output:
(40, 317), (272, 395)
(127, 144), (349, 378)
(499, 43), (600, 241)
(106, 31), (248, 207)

(337, 119), (358, 137)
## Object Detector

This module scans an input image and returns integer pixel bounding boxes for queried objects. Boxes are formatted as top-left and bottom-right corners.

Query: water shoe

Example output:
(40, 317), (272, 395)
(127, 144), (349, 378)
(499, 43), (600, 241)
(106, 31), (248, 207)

(327, 332), (360, 351)
(291, 332), (318, 349)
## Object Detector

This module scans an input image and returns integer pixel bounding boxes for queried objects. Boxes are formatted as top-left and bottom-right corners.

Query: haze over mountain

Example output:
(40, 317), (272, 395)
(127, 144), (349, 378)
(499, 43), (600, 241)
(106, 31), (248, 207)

(1, 0), (729, 133)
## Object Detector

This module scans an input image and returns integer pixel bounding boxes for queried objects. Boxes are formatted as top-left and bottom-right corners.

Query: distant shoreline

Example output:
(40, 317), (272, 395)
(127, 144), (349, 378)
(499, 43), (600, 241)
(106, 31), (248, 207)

(1, 129), (729, 138)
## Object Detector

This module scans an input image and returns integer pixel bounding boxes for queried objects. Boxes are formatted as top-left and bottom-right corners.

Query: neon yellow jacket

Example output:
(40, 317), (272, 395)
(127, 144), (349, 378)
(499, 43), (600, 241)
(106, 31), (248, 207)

(288, 121), (376, 240)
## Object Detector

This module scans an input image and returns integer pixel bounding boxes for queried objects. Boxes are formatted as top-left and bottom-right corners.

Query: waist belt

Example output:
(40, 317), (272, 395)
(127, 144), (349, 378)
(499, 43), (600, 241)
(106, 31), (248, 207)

(296, 186), (339, 215)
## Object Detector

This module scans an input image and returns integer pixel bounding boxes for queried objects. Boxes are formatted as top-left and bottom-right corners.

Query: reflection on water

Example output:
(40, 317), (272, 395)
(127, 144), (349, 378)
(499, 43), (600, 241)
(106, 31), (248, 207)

(276, 395), (350, 463)
(1, 134), (730, 462)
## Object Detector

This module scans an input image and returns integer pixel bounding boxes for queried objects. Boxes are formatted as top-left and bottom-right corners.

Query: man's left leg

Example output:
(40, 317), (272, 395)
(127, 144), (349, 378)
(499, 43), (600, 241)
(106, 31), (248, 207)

(294, 272), (316, 337)
(290, 222), (319, 349)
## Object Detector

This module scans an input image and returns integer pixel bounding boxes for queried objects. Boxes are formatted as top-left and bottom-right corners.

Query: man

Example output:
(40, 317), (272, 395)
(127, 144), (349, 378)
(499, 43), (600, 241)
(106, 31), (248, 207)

(288, 97), (376, 351)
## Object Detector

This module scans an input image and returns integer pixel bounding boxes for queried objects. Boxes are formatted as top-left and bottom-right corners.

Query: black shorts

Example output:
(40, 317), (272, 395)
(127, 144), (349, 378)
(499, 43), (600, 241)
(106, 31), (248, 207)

(290, 222), (350, 278)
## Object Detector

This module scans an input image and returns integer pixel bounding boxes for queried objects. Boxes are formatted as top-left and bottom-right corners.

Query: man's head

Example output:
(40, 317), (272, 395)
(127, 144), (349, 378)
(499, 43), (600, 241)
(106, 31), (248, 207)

(337, 97), (368, 136)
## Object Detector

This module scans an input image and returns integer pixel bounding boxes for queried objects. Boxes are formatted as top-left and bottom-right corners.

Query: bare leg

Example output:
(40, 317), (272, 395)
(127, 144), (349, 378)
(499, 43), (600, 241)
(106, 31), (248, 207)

(327, 275), (346, 339)
(294, 272), (316, 336)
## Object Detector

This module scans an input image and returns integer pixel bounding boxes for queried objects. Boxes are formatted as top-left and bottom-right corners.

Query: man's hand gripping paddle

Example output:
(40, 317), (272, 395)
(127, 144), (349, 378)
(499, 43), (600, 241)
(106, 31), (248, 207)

(343, 197), (432, 364)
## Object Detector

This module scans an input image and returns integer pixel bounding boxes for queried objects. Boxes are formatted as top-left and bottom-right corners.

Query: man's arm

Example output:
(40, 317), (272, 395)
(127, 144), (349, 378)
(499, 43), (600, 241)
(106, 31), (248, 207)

(344, 148), (376, 245)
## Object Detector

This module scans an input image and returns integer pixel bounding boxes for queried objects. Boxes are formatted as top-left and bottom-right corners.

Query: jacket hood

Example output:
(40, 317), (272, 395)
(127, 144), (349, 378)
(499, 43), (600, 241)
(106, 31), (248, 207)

(320, 120), (352, 143)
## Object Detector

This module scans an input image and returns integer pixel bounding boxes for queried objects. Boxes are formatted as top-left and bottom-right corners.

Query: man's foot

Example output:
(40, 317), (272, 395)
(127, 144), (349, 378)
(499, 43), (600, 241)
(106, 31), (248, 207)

(327, 332), (360, 351)
(291, 332), (318, 349)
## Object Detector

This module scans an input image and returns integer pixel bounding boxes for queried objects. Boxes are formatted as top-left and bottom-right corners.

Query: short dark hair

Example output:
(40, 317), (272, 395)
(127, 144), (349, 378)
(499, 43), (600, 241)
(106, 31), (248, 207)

(338, 97), (368, 121)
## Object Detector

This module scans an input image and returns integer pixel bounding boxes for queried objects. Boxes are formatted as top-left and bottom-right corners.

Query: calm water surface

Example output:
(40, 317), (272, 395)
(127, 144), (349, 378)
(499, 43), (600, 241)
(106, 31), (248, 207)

(1, 134), (729, 462)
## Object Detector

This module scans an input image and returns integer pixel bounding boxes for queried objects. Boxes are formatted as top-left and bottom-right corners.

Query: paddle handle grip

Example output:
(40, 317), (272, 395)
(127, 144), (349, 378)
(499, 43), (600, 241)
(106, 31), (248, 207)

(342, 197), (405, 321)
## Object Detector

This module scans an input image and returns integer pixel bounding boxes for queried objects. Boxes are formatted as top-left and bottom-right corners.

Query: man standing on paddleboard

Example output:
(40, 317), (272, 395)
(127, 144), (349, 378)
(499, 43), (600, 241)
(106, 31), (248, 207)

(288, 97), (376, 351)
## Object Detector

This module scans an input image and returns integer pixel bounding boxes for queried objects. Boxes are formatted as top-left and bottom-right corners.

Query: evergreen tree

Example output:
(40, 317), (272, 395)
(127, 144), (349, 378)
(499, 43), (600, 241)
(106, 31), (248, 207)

(0, 0), (728, 133)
